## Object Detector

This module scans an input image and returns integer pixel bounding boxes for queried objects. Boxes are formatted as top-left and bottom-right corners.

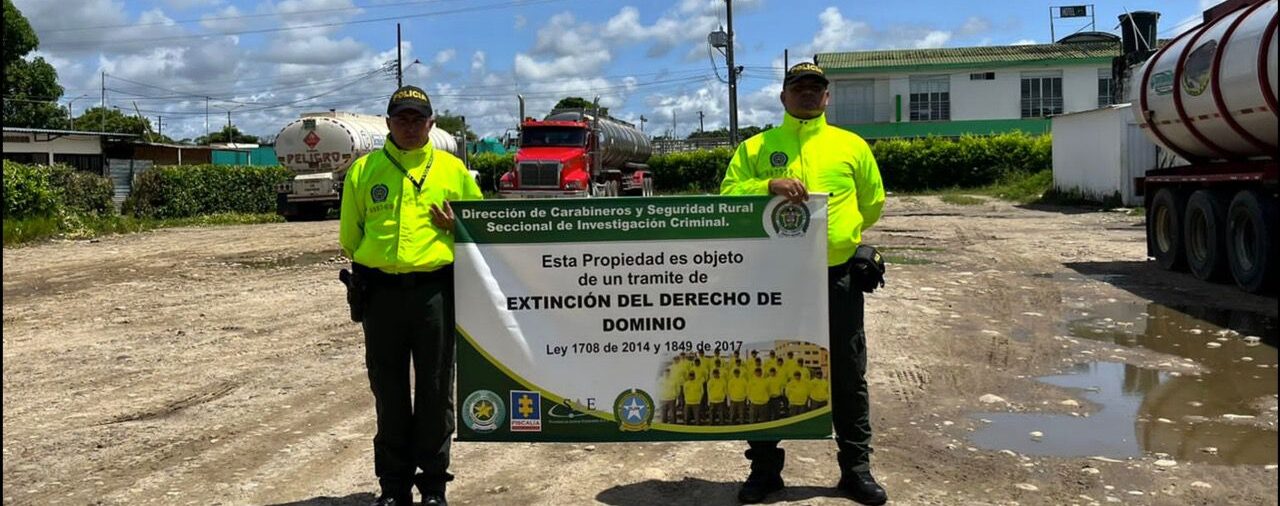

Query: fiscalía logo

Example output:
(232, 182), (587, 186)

(509, 390), (543, 432)
(771, 201), (810, 237)
(769, 151), (789, 168)
(371, 183), (389, 203)
(613, 388), (655, 432)
(461, 390), (504, 433)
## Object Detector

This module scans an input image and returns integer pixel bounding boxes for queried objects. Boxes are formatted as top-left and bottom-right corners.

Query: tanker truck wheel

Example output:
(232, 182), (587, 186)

(1183, 190), (1228, 282)
(606, 179), (620, 197)
(1226, 190), (1277, 293)
(1148, 188), (1186, 271)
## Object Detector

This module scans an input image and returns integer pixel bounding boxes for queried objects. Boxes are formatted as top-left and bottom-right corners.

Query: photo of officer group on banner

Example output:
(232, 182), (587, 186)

(657, 341), (831, 426)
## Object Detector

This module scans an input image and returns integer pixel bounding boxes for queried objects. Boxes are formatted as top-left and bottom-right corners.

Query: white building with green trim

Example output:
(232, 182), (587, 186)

(815, 36), (1121, 139)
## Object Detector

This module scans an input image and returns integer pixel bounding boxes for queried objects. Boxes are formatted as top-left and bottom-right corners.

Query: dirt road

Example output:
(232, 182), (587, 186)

(4, 196), (1276, 505)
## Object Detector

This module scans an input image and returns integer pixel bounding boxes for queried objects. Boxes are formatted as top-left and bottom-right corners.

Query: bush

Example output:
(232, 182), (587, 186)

(125, 164), (290, 218)
(48, 166), (115, 215)
(468, 153), (514, 192)
(872, 132), (1051, 192)
(650, 148), (733, 193)
(3, 160), (62, 219)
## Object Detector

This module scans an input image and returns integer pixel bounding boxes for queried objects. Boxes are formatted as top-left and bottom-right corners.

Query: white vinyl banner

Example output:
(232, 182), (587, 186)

(453, 195), (833, 441)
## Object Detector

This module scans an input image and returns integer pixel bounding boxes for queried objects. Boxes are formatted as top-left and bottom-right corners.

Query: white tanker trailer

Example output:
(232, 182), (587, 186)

(1130, 0), (1278, 293)
(274, 111), (461, 220)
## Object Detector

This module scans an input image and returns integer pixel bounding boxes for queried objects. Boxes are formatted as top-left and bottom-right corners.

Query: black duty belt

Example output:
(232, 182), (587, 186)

(353, 263), (453, 288)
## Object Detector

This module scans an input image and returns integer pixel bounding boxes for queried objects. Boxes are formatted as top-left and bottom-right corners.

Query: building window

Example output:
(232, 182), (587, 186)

(909, 75), (950, 121)
(830, 79), (876, 124)
(969, 72), (995, 80)
(1097, 68), (1114, 107)
(1021, 71), (1063, 118)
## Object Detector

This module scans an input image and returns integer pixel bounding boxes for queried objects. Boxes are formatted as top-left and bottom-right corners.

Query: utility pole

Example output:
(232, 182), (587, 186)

(100, 71), (106, 132)
(671, 110), (677, 139)
(698, 110), (705, 133)
(205, 97), (210, 145)
(157, 115), (163, 140)
(726, 0), (739, 145)
(639, 115), (647, 134)
(396, 23), (403, 88)
(227, 110), (233, 141)
(784, 49), (789, 71)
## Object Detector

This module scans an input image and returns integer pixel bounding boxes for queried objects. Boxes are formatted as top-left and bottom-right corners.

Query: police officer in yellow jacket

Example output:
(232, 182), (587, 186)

(721, 62), (887, 505)
(340, 85), (483, 506)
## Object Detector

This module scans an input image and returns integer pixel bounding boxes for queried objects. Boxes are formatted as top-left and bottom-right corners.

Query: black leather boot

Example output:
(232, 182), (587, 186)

(738, 447), (785, 504)
(837, 469), (888, 505)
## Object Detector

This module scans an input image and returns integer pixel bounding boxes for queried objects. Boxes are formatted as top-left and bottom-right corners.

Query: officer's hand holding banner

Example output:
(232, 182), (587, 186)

(451, 195), (834, 441)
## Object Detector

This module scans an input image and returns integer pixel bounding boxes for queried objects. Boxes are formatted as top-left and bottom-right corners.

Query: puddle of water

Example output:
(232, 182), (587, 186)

(229, 250), (344, 269)
(971, 302), (1278, 465)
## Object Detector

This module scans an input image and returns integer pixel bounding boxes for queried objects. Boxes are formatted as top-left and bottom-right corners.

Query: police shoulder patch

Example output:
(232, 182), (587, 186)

(371, 183), (389, 203)
(769, 151), (789, 167)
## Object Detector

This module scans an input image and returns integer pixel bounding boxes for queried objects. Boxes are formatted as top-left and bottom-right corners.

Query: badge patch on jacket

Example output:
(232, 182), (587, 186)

(769, 151), (789, 167)
(371, 183), (389, 203)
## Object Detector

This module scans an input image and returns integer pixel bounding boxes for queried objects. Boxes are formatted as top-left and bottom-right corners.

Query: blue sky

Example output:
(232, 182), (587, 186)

(17, 0), (1208, 141)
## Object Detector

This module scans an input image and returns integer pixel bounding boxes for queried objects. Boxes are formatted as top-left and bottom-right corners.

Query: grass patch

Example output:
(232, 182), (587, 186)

(881, 246), (944, 253)
(939, 194), (985, 206)
(3, 212), (283, 247)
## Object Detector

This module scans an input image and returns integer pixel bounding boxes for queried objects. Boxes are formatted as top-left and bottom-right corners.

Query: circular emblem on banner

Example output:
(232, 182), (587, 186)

(462, 390), (504, 433)
(769, 151), (789, 167)
(371, 183), (389, 203)
(770, 201), (811, 237)
(613, 389), (655, 432)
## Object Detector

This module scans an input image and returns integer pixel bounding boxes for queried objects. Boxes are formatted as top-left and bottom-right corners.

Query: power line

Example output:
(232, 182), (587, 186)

(41, 0), (565, 50)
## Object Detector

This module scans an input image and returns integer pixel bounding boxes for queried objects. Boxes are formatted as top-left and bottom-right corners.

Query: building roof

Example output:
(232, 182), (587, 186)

(816, 41), (1121, 74)
(1, 127), (139, 137)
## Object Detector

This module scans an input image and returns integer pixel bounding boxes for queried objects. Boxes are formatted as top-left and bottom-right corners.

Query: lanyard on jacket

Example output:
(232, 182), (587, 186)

(382, 147), (434, 193)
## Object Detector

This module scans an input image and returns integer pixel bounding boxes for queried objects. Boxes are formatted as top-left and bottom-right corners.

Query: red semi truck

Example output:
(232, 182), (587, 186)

(498, 97), (654, 198)
(1131, 0), (1277, 293)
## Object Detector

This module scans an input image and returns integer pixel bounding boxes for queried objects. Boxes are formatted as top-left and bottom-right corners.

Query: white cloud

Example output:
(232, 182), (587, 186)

(200, 5), (244, 33)
(514, 12), (611, 81)
(809, 6), (872, 53)
(435, 49), (456, 66)
(471, 51), (487, 73)
(261, 35), (366, 64)
(163, 0), (223, 9)
(1012, 39), (1037, 46)
(914, 30), (952, 49)
(958, 16), (991, 37)
(514, 14), (527, 29)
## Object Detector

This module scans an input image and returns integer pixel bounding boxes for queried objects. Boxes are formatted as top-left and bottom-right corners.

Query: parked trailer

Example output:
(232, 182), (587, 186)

(274, 111), (461, 220)
(1132, 0), (1278, 293)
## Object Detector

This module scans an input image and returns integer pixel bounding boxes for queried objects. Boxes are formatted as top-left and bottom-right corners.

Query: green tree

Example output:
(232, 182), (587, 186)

(434, 109), (478, 141)
(73, 107), (151, 136)
(3, 0), (67, 129)
(552, 96), (609, 117)
(194, 125), (259, 145)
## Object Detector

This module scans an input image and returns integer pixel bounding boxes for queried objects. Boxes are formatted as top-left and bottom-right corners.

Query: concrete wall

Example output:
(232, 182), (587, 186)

(1, 132), (102, 164)
(1051, 103), (1156, 206)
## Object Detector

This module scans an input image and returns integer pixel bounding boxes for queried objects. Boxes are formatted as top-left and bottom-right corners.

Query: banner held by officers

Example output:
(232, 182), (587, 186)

(453, 195), (832, 441)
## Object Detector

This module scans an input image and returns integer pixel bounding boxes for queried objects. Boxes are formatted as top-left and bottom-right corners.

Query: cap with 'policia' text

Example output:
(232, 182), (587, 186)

(784, 62), (829, 86)
(387, 85), (433, 117)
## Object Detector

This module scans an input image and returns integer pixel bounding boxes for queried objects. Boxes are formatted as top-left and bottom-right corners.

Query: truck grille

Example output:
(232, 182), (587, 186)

(518, 161), (561, 189)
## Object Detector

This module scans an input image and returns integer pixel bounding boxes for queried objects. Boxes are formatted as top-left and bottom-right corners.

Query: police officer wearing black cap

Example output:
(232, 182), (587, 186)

(721, 62), (888, 505)
(340, 85), (483, 506)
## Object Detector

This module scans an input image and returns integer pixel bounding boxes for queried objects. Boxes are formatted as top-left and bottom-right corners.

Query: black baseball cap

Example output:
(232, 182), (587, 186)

(387, 85), (433, 117)
(784, 62), (829, 87)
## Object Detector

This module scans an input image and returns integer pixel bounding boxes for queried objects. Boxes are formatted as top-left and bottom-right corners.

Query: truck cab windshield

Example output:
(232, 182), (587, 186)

(521, 127), (587, 147)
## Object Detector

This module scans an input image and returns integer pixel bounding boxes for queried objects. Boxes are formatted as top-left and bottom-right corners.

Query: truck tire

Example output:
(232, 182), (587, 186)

(606, 179), (620, 197)
(1226, 190), (1277, 293)
(1148, 188), (1185, 271)
(1183, 190), (1228, 281)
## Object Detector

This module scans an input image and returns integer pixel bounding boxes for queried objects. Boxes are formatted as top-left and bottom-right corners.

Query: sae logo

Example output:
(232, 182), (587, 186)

(509, 390), (543, 432)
